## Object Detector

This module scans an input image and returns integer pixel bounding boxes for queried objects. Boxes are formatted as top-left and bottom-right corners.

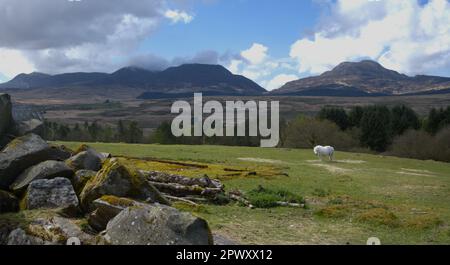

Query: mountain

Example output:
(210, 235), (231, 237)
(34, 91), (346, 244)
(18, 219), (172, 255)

(0, 64), (266, 97)
(271, 60), (450, 96)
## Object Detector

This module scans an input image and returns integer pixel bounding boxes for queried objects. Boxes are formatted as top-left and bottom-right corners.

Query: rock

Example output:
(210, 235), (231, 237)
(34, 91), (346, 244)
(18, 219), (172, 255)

(0, 227), (11, 245)
(213, 234), (239, 245)
(104, 204), (213, 245)
(66, 150), (102, 171)
(24, 177), (79, 210)
(7, 228), (46, 245)
(0, 190), (19, 213)
(99, 152), (112, 162)
(15, 119), (44, 137)
(0, 134), (71, 189)
(28, 217), (98, 245)
(10, 160), (74, 193)
(88, 196), (138, 232)
(80, 159), (169, 211)
(72, 170), (97, 195)
(0, 94), (13, 140)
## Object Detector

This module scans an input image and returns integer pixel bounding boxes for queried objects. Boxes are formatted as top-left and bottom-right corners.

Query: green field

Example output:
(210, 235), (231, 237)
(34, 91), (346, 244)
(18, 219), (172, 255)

(56, 142), (450, 245)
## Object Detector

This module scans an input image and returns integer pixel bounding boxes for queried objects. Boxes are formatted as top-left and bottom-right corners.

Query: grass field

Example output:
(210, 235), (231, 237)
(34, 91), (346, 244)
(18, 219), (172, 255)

(56, 142), (450, 245)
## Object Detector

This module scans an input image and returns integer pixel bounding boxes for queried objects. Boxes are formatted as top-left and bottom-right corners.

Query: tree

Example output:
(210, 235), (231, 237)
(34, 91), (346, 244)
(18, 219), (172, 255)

(88, 121), (100, 141)
(128, 121), (143, 143)
(390, 105), (420, 136)
(425, 107), (450, 134)
(151, 121), (177, 144)
(117, 120), (127, 142)
(348, 106), (364, 128)
(318, 106), (349, 130)
(360, 106), (392, 152)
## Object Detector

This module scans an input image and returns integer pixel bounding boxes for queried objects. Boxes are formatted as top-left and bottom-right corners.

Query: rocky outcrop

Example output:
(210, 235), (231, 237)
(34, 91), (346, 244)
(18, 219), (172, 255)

(104, 204), (213, 245)
(88, 196), (138, 231)
(0, 134), (71, 189)
(14, 119), (44, 137)
(72, 170), (97, 195)
(0, 190), (19, 213)
(66, 150), (102, 171)
(10, 160), (74, 193)
(0, 94), (12, 139)
(79, 159), (169, 211)
(24, 178), (79, 210)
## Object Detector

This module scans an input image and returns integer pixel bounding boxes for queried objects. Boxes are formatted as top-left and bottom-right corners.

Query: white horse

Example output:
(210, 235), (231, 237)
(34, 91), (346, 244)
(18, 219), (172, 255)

(314, 145), (335, 161)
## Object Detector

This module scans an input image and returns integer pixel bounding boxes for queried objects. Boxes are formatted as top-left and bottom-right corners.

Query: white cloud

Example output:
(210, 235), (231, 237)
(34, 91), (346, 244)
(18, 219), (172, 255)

(290, 0), (450, 76)
(0, 48), (35, 79)
(225, 43), (298, 91)
(0, 0), (190, 74)
(164, 9), (194, 24)
(241, 43), (268, 65)
(228, 59), (243, 73)
(266, 74), (299, 90)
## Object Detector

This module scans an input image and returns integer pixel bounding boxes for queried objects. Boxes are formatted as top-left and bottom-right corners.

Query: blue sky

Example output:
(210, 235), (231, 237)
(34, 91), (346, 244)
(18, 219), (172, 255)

(0, 0), (449, 90)
(142, 0), (321, 59)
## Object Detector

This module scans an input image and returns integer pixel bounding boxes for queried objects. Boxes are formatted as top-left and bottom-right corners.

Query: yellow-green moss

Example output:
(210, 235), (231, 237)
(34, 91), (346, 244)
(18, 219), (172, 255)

(404, 214), (442, 230)
(118, 156), (285, 180)
(172, 201), (209, 214)
(19, 194), (28, 210)
(74, 144), (90, 155)
(356, 208), (400, 227)
(316, 205), (350, 218)
(100, 195), (135, 208)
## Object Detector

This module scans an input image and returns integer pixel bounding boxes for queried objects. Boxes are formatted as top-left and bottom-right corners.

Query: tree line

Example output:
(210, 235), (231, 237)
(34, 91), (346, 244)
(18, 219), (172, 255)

(281, 105), (450, 162)
(43, 120), (143, 144)
(42, 104), (450, 162)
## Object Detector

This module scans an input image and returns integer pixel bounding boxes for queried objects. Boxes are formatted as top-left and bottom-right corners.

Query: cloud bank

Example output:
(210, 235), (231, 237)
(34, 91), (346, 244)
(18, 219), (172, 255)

(0, 0), (194, 78)
(290, 0), (450, 76)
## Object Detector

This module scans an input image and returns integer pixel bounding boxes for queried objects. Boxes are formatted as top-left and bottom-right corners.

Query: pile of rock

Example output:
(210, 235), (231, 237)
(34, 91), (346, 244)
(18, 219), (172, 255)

(0, 133), (214, 245)
(0, 94), (215, 245)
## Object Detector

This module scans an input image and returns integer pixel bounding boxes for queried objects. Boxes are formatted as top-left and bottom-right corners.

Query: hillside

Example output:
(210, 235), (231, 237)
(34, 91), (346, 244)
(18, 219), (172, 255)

(271, 60), (450, 96)
(53, 142), (450, 245)
(0, 64), (266, 97)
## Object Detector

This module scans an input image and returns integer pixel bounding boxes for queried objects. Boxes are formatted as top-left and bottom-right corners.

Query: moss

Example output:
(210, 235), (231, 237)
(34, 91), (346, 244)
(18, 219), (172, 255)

(118, 156), (285, 181)
(100, 195), (135, 208)
(316, 205), (351, 218)
(0, 209), (59, 231)
(74, 144), (90, 155)
(81, 158), (170, 209)
(356, 208), (400, 227)
(404, 215), (442, 230)
(19, 194), (28, 210)
(173, 202), (209, 214)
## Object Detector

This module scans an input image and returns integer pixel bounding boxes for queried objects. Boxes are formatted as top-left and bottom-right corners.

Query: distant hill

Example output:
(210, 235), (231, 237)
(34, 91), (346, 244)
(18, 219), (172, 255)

(0, 64), (266, 97)
(270, 60), (450, 96)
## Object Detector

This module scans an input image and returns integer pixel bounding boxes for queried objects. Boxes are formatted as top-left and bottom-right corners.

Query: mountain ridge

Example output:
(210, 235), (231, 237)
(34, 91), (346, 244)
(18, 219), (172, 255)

(0, 64), (266, 97)
(271, 60), (450, 96)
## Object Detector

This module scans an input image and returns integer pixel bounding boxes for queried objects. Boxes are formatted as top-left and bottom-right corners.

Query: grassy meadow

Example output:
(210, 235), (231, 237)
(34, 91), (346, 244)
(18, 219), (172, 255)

(55, 142), (450, 245)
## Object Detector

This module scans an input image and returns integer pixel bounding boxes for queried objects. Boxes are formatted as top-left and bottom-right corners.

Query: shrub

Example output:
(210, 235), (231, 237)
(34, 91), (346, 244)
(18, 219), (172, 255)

(389, 127), (450, 162)
(283, 116), (359, 151)
(389, 130), (435, 160)
(246, 186), (305, 208)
